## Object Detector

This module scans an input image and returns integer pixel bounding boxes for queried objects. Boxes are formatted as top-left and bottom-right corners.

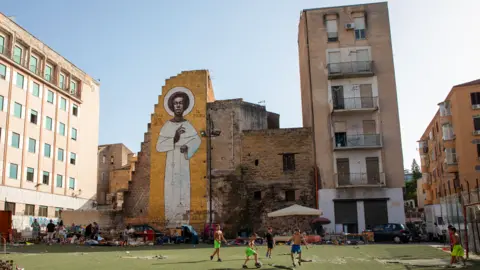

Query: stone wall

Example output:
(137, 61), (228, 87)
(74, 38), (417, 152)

(123, 126), (151, 220)
(212, 128), (316, 236)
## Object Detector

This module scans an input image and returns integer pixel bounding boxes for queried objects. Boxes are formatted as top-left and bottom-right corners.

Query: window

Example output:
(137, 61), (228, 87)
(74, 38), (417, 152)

(0, 95), (3, 111)
(24, 204), (35, 216)
(254, 191), (262, 200)
(282, 153), (295, 172)
(32, 82), (40, 97)
(38, 206), (48, 217)
(45, 116), (53, 130)
(9, 163), (18, 179)
(13, 45), (22, 65)
(326, 19), (338, 42)
(26, 167), (34, 182)
(0, 63), (6, 79)
(47, 90), (54, 103)
(55, 207), (62, 218)
(29, 55), (38, 73)
(70, 152), (76, 165)
(58, 148), (64, 161)
(69, 177), (75, 190)
(59, 73), (65, 89)
(28, 138), (36, 153)
(44, 143), (51, 158)
(13, 102), (22, 118)
(102, 155), (106, 163)
(285, 190), (295, 202)
(56, 174), (63, 188)
(474, 117), (480, 132)
(70, 80), (77, 94)
(59, 122), (66, 136)
(0, 35), (4, 54)
(30, 109), (38, 124)
(354, 16), (366, 40)
(71, 127), (77, 140)
(60, 97), (67, 110)
(15, 73), (24, 88)
(472, 92), (480, 107)
(478, 144), (480, 159)
(45, 64), (52, 81)
(42, 171), (50, 185)
(72, 104), (78, 116)
(111, 155), (114, 164)
(4, 202), (15, 214)
(11, 132), (20, 148)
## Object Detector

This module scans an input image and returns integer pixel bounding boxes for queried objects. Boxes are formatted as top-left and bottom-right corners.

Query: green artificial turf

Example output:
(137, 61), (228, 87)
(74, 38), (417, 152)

(0, 243), (474, 270)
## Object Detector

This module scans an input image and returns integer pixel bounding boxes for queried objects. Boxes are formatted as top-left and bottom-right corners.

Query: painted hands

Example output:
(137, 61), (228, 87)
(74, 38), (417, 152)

(174, 125), (185, 143)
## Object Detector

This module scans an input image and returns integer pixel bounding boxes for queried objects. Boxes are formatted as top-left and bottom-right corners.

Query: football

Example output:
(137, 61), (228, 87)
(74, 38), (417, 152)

(255, 262), (262, 268)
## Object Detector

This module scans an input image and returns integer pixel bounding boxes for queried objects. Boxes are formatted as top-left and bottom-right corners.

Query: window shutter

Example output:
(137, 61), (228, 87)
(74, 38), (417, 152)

(354, 17), (365, 29)
(326, 20), (337, 32)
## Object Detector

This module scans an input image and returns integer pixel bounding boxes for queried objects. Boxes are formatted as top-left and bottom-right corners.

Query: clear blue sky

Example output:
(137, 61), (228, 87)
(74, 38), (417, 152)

(3, 0), (479, 169)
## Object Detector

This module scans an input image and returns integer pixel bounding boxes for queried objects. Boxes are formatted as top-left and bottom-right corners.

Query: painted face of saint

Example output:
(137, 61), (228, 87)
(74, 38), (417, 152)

(173, 96), (184, 116)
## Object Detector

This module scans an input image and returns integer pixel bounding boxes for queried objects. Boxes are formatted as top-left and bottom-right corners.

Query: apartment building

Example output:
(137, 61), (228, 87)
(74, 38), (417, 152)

(0, 14), (100, 226)
(418, 79), (480, 208)
(97, 143), (134, 206)
(298, 2), (405, 233)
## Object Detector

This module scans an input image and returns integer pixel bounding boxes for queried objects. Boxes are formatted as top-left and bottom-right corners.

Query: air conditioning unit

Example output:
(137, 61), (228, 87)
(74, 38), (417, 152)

(345, 23), (355, 30)
(472, 104), (480, 110)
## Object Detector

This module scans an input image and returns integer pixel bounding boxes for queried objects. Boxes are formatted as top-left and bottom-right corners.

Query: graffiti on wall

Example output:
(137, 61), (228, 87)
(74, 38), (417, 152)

(149, 72), (208, 229)
(157, 87), (201, 225)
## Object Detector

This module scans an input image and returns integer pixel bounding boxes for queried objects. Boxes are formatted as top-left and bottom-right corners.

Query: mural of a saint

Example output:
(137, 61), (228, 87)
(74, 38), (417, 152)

(156, 87), (201, 225)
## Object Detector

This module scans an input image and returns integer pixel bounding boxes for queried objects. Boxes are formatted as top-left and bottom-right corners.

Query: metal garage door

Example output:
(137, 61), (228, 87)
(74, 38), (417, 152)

(364, 200), (388, 230)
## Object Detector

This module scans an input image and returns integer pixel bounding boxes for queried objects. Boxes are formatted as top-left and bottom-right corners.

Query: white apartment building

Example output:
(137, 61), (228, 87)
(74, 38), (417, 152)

(0, 13), (99, 229)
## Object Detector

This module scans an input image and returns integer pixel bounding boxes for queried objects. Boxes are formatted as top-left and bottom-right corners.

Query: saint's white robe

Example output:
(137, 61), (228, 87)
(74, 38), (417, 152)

(156, 120), (201, 226)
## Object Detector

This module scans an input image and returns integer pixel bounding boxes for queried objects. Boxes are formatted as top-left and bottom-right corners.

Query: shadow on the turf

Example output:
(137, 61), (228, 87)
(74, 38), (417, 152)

(6, 243), (223, 253)
(152, 258), (244, 266)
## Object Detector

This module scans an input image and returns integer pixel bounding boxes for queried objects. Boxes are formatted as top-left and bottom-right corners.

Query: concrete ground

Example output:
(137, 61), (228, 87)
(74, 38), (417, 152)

(1, 243), (479, 270)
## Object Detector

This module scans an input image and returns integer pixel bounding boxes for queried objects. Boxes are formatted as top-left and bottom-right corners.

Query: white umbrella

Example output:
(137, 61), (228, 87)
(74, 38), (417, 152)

(267, 204), (322, 217)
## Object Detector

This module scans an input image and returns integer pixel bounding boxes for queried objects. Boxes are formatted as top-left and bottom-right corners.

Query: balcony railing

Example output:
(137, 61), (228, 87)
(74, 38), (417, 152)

(335, 172), (385, 187)
(334, 134), (382, 149)
(333, 96), (378, 111)
(327, 61), (374, 79)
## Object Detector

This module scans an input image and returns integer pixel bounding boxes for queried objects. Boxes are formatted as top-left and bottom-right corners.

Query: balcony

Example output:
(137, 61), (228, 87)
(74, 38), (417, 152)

(327, 61), (374, 79)
(444, 152), (458, 173)
(334, 134), (382, 150)
(332, 97), (378, 114)
(335, 172), (385, 187)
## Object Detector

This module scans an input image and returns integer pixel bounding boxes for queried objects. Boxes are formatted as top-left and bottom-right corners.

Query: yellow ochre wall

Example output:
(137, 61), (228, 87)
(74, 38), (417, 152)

(148, 70), (209, 227)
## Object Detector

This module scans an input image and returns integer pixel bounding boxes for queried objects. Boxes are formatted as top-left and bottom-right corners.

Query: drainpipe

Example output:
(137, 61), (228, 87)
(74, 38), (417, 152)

(304, 10), (320, 208)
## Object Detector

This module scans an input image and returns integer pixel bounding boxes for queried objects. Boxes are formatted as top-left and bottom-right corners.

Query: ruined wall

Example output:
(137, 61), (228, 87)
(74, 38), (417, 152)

(212, 128), (316, 236)
(123, 128), (151, 221)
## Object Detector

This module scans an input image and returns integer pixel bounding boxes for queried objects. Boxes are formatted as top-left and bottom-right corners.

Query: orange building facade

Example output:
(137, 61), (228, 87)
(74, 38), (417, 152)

(418, 79), (480, 206)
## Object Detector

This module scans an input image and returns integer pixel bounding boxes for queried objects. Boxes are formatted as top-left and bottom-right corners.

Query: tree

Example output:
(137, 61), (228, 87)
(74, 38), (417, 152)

(411, 159), (422, 181)
(404, 159), (422, 205)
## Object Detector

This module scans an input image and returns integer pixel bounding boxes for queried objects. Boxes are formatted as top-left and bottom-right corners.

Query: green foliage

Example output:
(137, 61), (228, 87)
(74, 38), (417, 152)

(404, 159), (422, 205)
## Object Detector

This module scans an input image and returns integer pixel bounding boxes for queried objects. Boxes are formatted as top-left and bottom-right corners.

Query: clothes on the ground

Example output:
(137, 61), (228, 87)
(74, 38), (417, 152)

(451, 244), (464, 257)
(214, 240), (221, 249)
(291, 244), (301, 254)
(245, 247), (256, 257)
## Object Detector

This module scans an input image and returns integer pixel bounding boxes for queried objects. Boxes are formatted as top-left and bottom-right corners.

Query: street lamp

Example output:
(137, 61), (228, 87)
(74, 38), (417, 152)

(201, 113), (221, 241)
